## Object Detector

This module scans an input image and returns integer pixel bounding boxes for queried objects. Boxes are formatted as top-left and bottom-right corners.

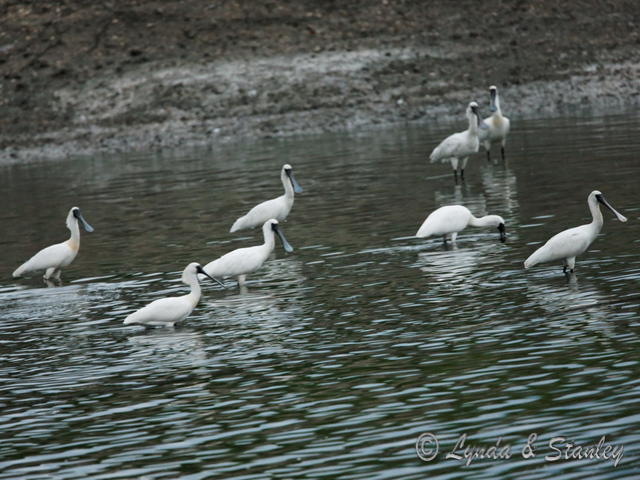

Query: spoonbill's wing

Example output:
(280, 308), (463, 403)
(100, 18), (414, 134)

(124, 296), (192, 326)
(416, 206), (470, 238)
(13, 242), (72, 277)
(203, 245), (268, 278)
(525, 225), (592, 268)
(430, 132), (465, 163)
(230, 197), (286, 232)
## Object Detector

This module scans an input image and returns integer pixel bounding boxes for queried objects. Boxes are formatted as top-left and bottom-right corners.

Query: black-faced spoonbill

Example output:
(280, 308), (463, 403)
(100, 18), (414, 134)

(123, 263), (224, 327)
(205, 219), (293, 287)
(429, 101), (481, 181)
(12, 206), (94, 282)
(230, 164), (303, 232)
(479, 85), (510, 162)
(524, 190), (627, 273)
(416, 205), (506, 243)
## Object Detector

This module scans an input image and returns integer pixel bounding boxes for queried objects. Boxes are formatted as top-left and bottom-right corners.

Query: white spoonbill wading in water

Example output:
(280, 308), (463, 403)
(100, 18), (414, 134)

(429, 101), (482, 181)
(524, 190), (627, 273)
(478, 85), (510, 162)
(205, 219), (293, 287)
(416, 205), (506, 243)
(230, 164), (303, 233)
(12, 206), (94, 281)
(123, 263), (225, 327)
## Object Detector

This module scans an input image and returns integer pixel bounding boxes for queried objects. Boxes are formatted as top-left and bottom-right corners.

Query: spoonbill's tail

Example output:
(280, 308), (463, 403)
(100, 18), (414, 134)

(12, 262), (28, 278)
(12, 255), (43, 278)
(230, 216), (247, 233)
(429, 147), (441, 164)
(524, 247), (544, 269)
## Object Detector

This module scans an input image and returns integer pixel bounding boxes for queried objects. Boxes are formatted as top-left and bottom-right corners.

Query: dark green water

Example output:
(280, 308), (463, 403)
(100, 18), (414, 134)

(1, 112), (639, 479)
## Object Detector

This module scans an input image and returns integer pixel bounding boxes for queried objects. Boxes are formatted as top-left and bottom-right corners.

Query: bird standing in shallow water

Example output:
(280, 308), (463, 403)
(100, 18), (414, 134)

(429, 101), (482, 182)
(123, 262), (224, 327)
(13, 206), (94, 282)
(416, 205), (506, 243)
(230, 164), (302, 233)
(524, 190), (627, 273)
(206, 219), (293, 287)
(479, 85), (510, 162)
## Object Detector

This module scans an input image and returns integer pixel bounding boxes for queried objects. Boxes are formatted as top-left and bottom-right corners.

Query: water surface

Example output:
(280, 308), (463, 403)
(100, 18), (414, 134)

(1, 112), (639, 479)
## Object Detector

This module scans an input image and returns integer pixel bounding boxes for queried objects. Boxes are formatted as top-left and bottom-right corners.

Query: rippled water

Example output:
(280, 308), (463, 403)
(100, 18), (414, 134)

(1, 112), (639, 479)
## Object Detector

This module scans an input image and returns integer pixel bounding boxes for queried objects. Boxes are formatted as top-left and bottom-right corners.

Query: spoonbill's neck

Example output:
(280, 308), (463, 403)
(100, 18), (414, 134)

(185, 277), (202, 308)
(468, 111), (479, 135)
(282, 171), (294, 198)
(68, 219), (81, 250)
(468, 215), (495, 228)
(493, 95), (502, 115)
(588, 199), (604, 233)
(262, 225), (276, 250)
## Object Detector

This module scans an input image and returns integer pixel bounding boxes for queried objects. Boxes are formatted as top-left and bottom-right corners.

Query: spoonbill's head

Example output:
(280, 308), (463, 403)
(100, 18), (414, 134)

(185, 262), (225, 288)
(497, 220), (506, 243)
(484, 214), (506, 242)
(67, 207), (94, 233)
(283, 164), (303, 193)
(490, 215), (506, 242)
(489, 85), (498, 112)
(468, 101), (481, 128)
(591, 190), (628, 222)
(266, 219), (294, 253)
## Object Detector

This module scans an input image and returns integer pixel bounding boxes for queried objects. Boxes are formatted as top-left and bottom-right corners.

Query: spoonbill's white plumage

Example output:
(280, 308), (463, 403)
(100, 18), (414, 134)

(12, 206), (94, 281)
(429, 101), (481, 181)
(123, 263), (224, 327)
(205, 219), (293, 287)
(416, 205), (506, 243)
(524, 190), (627, 273)
(478, 85), (510, 162)
(230, 164), (302, 233)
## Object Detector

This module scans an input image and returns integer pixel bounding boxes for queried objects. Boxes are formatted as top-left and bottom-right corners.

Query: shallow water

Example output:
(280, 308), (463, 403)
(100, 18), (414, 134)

(1, 112), (639, 479)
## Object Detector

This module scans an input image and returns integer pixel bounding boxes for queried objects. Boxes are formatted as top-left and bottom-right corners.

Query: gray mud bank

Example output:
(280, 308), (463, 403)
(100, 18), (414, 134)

(3, 47), (639, 164)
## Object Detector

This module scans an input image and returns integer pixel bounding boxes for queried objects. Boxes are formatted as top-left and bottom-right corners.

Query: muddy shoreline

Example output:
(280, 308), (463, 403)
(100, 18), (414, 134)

(1, 1), (639, 163)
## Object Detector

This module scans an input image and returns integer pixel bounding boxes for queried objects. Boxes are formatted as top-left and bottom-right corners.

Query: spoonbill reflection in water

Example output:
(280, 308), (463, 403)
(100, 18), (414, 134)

(13, 207), (94, 282)
(205, 219), (293, 287)
(479, 85), (510, 162)
(230, 164), (303, 232)
(429, 101), (481, 181)
(524, 190), (627, 273)
(416, 205), (506, 243)
(123, 263), (224, 327)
